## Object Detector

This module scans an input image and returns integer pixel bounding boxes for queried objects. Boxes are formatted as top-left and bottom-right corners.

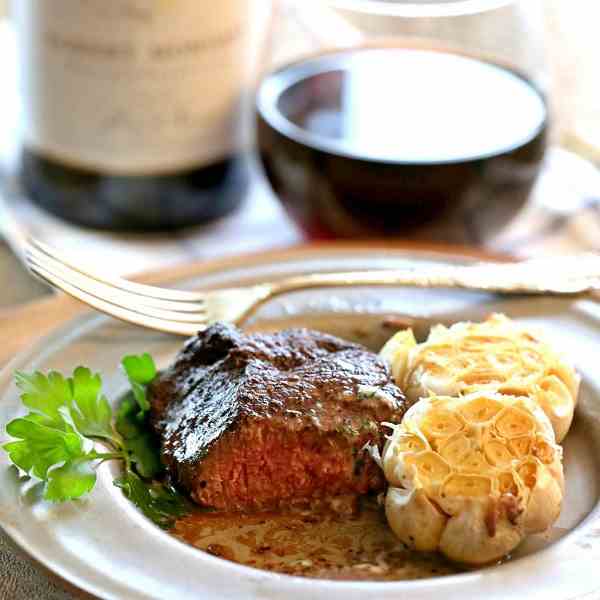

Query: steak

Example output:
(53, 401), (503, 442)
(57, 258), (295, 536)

(150, 323), (407, 512)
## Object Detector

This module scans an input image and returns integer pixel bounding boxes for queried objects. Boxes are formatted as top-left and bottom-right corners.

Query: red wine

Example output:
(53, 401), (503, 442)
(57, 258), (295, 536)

(257, 48), (548, 242)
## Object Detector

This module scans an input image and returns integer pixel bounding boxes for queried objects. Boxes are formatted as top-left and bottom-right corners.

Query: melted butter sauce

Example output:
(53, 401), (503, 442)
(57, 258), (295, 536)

(172, 498), (461, 580)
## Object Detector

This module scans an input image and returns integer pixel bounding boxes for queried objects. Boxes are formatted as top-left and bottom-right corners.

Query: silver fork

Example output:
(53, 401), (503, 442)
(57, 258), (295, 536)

(24, 237), (600, 336)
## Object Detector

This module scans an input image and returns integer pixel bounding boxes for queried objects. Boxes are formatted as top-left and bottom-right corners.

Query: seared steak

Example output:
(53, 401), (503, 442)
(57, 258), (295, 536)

(150, 323), (407, 512)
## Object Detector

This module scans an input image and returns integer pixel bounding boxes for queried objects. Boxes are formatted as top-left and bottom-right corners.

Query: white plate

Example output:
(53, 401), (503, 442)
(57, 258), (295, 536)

(1, 245), (600, 600)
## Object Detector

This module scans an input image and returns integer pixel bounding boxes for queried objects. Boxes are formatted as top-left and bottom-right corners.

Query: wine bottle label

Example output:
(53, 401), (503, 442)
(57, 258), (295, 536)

(15, 0), (248, 175)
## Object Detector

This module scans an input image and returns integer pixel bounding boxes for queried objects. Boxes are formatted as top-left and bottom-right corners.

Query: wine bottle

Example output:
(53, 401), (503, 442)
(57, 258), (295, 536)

(15, 0), (250, 231)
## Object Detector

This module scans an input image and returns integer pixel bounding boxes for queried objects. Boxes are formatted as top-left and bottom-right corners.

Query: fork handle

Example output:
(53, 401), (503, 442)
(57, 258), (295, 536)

(268, 257), (600, 296)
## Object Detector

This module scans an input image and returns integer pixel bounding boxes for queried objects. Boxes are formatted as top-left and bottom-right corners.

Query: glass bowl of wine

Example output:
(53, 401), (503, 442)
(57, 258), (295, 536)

(256, 0), (547, 243)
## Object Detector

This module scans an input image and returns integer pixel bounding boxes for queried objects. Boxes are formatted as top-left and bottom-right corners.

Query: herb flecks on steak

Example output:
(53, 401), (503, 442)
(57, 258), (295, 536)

(150, 323), (407, 512)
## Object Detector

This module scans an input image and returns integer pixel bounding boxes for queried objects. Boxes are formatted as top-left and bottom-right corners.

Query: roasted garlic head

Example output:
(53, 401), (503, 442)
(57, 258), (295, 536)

(380, 313), (580, 442)
(382, 392), (564, 564)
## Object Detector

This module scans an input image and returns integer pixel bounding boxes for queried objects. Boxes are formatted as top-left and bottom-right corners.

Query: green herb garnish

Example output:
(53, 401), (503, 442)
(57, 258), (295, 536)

(3, 355), (188, 529)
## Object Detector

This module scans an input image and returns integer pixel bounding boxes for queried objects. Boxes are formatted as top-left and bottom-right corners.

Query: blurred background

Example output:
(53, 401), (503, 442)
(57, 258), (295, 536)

(1, 0), (600, 310)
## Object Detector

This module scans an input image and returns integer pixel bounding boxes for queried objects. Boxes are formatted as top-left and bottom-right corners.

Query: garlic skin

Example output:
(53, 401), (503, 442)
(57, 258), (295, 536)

(382, 392), (564, 565)
(380, 329), (417, 384)
(385, 487), (446, 552)
(380, 314), (580, 443)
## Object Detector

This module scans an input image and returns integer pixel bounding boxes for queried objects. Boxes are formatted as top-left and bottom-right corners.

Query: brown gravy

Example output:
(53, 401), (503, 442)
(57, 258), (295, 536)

(171, 498), (462, 580)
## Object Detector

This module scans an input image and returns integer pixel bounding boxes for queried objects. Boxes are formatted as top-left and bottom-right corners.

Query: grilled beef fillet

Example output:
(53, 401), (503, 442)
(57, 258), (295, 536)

(150, 323), (407, 512)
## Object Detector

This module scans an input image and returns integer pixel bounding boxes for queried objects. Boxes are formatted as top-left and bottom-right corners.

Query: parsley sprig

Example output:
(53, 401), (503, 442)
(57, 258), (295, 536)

(3, 354), (188, 529)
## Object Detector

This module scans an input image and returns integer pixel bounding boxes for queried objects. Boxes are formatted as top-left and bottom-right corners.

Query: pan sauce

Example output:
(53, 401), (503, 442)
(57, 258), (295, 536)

(172, 498), (462, 580)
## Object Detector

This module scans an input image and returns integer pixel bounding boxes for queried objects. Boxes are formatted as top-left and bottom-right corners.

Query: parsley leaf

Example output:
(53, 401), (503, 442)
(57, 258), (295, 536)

(14, 371), (71, 424)
(69, 367), (114, 440)
(114, 471), (188, 530)
(116, 396), (162, 479)
(4, 414), (83, 479)
(121, 354), (156, 413)
(3, 356), (188, 529)
(45, 457), (97, 502)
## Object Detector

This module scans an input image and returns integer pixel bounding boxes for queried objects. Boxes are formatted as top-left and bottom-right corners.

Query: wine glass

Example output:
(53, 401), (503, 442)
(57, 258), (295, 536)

(255, 0), (547, 244)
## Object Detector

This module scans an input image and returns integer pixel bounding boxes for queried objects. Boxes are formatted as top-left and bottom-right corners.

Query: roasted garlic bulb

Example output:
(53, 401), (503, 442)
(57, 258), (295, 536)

(380, 313), (580, 442)
(382, 392), (564, 564)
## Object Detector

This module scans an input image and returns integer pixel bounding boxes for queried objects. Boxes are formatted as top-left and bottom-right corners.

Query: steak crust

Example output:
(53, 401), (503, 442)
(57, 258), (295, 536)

(150, 323), (407, 511)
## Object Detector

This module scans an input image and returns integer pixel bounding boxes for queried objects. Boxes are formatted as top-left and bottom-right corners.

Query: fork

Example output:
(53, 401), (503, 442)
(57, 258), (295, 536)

(23, 237), (600, 336)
